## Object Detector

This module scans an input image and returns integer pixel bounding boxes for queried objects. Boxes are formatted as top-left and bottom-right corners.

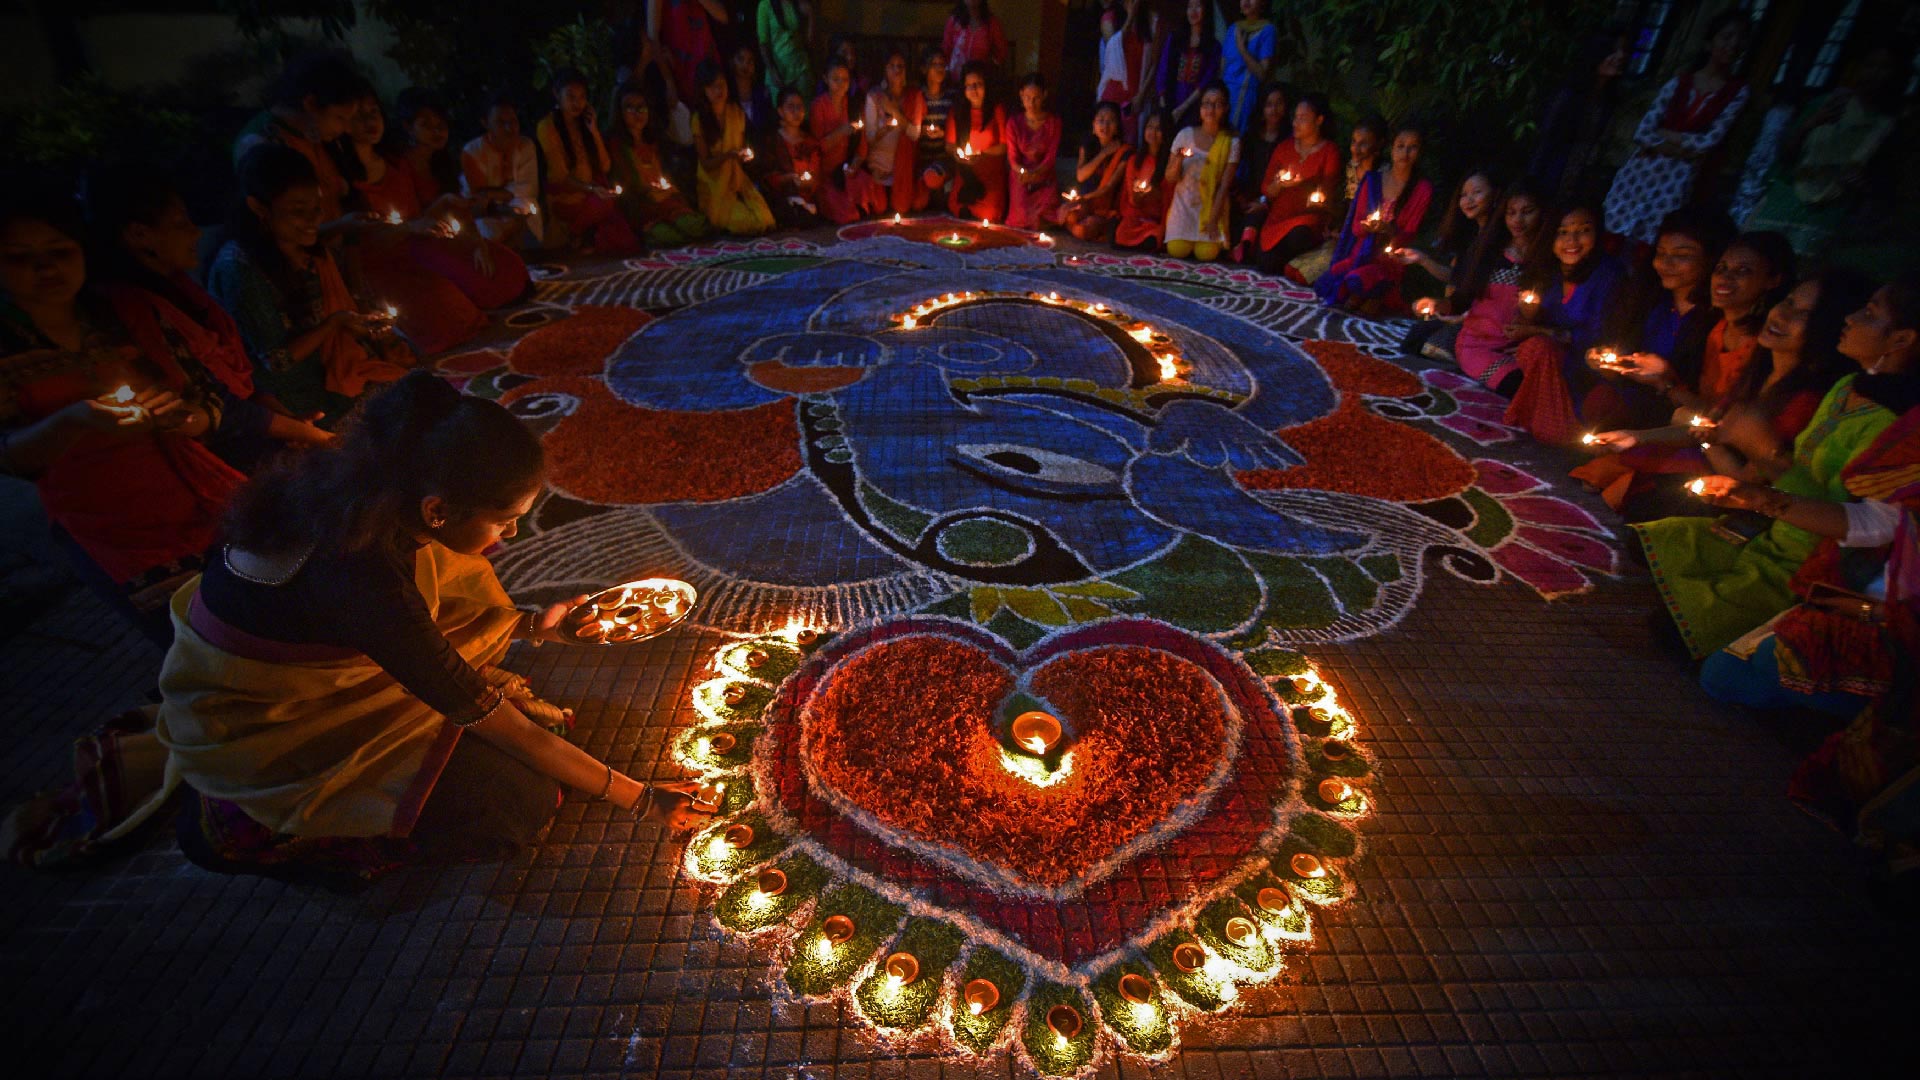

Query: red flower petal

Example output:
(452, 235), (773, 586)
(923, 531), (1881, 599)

(1489, 541), (1592, 598)
(507, 306), (653, 377)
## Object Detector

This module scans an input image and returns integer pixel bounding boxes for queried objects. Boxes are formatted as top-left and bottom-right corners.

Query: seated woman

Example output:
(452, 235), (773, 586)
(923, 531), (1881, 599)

(1581, 211), (1749, 431)
(694, 60), (778, 236)
(945, 61), (1009, 224)
(1230, 84), (1289, 264)
(609, 84), (710, 246)
(1060, 102), (1129, 242)
(1314, 123), (1434, 313)
(336, 93), (490, 356)
(1004, 73), (1063, 231)
(209, 146), (416, 424)
(1255, 93), (1341, 275)
(233, 51), (365, 228)
(1449, 179), (1546, 393)
(151, 371), (713, 883)
(914, 49), (957, 211)
(1288, 113), (1385, 283)
(388, 88), (530, 306)
(856, 48), (927, 217)
(1113, 109), (1173, 252)
(84, 168), (332, 472)
(461, 93), (544, 248)
(1636, 277), (1917, 660)
(1497, 200), (1628, 443)
(809, 57), (867, 225)
(1582, 272), (1867, 522)
(766, 86), (825, 227)
(1, 193), (248, 645)
(1164, 82), (1238, 262)
(1393, 169), (1498, 360)
(534, 68), (642, 255)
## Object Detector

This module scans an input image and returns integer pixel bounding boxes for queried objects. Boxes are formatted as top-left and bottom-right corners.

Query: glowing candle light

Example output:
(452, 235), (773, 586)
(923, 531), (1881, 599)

(1134, 179), (1151, 192)
(755, 867), (788, 896)
(1290, 852), (1328, 878)
(1156, 354), (1180, 381)
(1045, 1005), (1082, 1041)
(888, 116), (899, 127)
(980, 218), (991, 228)
(655, 177), (673, 191)
(963, 978), (999, 1015)
(447, 217), (464, 236)
(1518, 289), (1540, 306)
(1594, 348), (1620, 368)
(1688, 479), (1708, 496)
(383, 303), (399, 319)
(1047, 291), (1061, 302)
(1581, 432), (1599, 446)
(799, 171), (812, 182)
(1413, 297), (1437, 319)
(1171, 942), (1206, 973)
(528, 203), (540, 215)
(610, 185), (622, 196)
(1011, 711), (1062, 755)
(893, 212), (903, 225)
(851, 119), (864, 131)
(1129, 327), (1155, 344)
(1036, 232), (1053, 245)
(1317, 778), (1355, 805)
(1277, 169), (1294, 182)
(1180, 146), (1194, 158)
(739, 147), (754, 162)
(1064, 189), (1080, 202)
(1309, 189), (1325, 204)
(883, 952), (919, 988)
(109, 385), (135, 404)
(1366, 209), (1382, 226)
(386, 209), (403, 225)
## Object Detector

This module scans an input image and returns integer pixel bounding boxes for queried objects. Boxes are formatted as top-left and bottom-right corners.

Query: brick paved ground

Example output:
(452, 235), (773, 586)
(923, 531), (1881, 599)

(6, 280), (1918, 1079)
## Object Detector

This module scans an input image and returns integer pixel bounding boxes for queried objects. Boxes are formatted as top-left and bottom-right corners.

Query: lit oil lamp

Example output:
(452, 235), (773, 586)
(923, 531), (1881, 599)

(1518, 289), (1540, 307)
(963, 978), (1000, 1014)
(1156, 354), (1180, 381)
(745, 648), (769, 669)
(108, 384), (135, 404)
(1290, 853), (1328, 878)
(851, 119), (865, 131)
(1317, 778), (1355, 805)
(1308, 189), (1325, 205)
(1689, 413), (1715, 433)
(1688, 478), (1708, 496)
(792, 627), (818, 645)
(980, 218), (991, 228)
(1320, 740), (1351, 760)
(1171, 942), (1206, 973)
(899, 315), (918, 330)
(1224, 916), (1257, 946)
(1255, 886), (1292, 914)
(1063, 189), (1080, 202)
(722, 683), (749, 706)
(707, 732), (737, 754)
(722, 822), (755, 849)
(1413, 297), (1437, 319)
(738, 147), (754, 162)
(693, 783), (724, 811)
(1277, 168), (1295, 183)
(1580, 432), (1599, 446)
(883, 952), (919, 988)
(821, 914), (856, 944)
(1365, 209), (1382, 227)
(799, 170), (813, 182)
(1045, 1004), (1083, 1042)
(892, 212), (902, 225)
(955, 145), (973, 160)
(382, 303), (399, 320)
(755, 866), (787, 896)
(888, 116), (899, 127)
(1036, 232), (1053, 245)
(1591, 347), (1622, 369)
(1117, 972), (1154, 1006)
(1179, 146), (1194, 158)
(610, 185), (622, 197)
(386, 208), (403, 225)
(1011, 711), (1062, 755)
(654, 177), (673, 191)
(1133, 179), (1151, 192)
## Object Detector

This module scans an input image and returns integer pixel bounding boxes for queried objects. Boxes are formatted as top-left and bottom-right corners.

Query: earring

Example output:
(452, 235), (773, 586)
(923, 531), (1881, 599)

(427, 515), (445, 529)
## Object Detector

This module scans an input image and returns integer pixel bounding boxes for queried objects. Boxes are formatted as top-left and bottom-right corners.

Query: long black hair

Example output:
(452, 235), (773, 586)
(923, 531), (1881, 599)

(1455, 176), (1546, 309)
(1136, 106), (1176, 191)
(546, 67), (591, 173)
(1717, 230), (1796, 336)
(393, 87), (461, 196)
(223, 369), (544, 556)
(1726, 270), (1871, 416)
(82, 164), (195, 312)
(1528, 197), (1606, 290)
(1602, 204), (1733, 377)
(693, 59), (730, 149)
(951, 60), (999, 147)
(1434, 169), (1498, 260)
(1082, 101), (1124, 161)
(227, 144), (325, 300)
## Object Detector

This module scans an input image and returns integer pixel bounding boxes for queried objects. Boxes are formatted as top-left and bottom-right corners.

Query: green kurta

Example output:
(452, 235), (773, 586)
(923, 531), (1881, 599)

(759, 0), (814, 100)
(1634, 375), (1896, 659)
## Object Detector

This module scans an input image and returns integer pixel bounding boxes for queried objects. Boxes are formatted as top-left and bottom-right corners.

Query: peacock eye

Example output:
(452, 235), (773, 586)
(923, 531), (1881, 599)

(953, 442), (1121, 495)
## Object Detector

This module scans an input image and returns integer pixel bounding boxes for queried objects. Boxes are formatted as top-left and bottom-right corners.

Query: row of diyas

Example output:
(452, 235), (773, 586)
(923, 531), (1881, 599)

(890, 291), (1190, 382)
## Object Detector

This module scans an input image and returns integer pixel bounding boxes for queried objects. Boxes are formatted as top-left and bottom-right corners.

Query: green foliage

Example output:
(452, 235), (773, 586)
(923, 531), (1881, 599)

(3, 77), (199, 173)
(531, 15), (619, 102)
(852, 918), (966, 1031)
(714, 852), (826, 932)
(1090, 958), (1173, 1055)
(1270, 0), (1617, 142)
(361, 0), (608, 123)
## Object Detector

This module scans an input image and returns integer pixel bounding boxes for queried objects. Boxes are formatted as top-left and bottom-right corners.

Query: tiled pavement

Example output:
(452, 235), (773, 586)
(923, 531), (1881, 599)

(6, 339), (1919, 1079)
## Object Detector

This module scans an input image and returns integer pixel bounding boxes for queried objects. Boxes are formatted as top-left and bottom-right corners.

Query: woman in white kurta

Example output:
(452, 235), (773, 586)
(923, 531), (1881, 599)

(1602, 13), (1750, 245)
(1163, 84), (1237, 262)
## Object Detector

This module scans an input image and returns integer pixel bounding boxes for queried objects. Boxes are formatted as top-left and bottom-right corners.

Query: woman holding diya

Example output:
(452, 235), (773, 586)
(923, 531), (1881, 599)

(146, 371), (712, 881)
(1636, 277), (1919, 661)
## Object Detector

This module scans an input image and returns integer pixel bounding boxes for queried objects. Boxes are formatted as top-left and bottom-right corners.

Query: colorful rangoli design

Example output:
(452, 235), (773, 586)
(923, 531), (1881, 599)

(442, 226), (1617, 650)
(437, 226), (1623, 1071)
(677, 616), (1367, 1074)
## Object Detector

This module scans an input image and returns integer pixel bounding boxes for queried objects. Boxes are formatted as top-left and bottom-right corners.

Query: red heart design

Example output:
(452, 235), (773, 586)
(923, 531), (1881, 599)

(763, 619), (1295, 968)
(800, 635), (1233, 893)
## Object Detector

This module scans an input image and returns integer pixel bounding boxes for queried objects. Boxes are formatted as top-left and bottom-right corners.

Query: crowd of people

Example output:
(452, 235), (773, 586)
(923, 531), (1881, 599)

(2, 1), (1915, 886)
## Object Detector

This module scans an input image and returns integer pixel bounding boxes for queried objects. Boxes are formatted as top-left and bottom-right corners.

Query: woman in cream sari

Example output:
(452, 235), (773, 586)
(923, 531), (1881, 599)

(143, 371), (706, 881)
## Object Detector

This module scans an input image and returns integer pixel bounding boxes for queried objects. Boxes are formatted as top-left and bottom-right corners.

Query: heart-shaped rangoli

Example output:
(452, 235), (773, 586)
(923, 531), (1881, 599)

(674, 616), (1371, 1077)
(801, 636), (1237, 893)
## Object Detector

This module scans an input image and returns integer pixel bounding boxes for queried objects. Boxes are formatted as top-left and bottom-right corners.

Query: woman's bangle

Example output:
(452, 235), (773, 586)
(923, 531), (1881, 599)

(632, 782), (655, 818)
(593, 762), (614, 802)
(522, 608), (543, 645)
